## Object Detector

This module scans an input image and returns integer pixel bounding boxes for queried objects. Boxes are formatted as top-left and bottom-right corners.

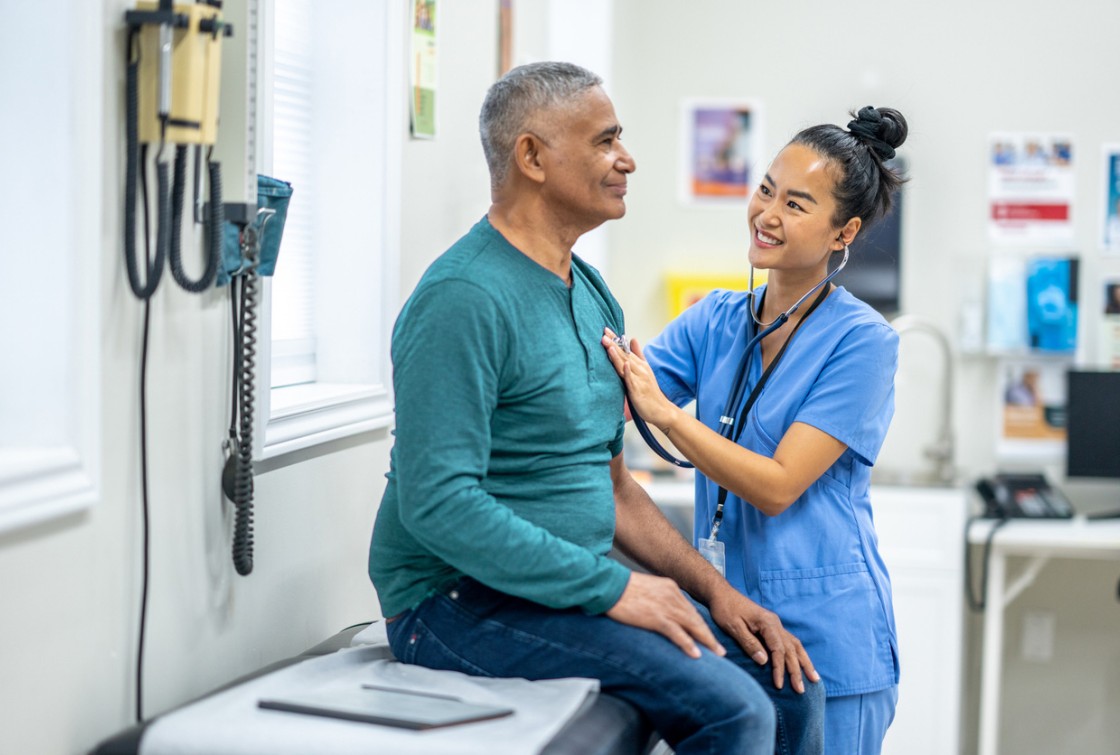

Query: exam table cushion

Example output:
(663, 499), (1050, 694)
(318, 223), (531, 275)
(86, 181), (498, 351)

(90, 622), (654, 755)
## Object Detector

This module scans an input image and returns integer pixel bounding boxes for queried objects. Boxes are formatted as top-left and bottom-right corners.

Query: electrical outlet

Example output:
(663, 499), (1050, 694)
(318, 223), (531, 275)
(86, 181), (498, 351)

(1020, 610), (1056, 662)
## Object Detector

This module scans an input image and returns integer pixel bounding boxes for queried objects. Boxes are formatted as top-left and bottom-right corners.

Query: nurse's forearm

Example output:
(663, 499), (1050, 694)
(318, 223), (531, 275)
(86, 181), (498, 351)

(660, 409), (842, 516)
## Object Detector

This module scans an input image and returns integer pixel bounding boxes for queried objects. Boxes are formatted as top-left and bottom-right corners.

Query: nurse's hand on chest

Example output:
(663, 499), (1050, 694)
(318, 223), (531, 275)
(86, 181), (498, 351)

(601, 328), (677, 429)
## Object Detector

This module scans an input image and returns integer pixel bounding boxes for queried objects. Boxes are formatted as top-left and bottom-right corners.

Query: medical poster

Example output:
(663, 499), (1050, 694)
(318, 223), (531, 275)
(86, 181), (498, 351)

(1101, 280), (1120, 368)
(410, 0), (438, 139)
(1102, 145), (1120, 253)
(681, 99), (763, 205)
(996, 359), (1069, 459)
(988, 133), (1075, 245)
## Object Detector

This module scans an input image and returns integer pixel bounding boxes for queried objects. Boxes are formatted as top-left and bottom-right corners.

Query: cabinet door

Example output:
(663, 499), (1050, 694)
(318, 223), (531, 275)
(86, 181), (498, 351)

(881, 570), (965, 755)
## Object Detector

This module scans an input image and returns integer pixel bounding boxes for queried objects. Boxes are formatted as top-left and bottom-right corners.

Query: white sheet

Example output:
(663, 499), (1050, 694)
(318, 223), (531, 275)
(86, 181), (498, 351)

(141, 644), (598, 755)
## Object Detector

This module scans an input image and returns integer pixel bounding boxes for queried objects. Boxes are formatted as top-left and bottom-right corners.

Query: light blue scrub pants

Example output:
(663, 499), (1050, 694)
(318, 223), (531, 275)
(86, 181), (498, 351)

(825, 686), (898, 755)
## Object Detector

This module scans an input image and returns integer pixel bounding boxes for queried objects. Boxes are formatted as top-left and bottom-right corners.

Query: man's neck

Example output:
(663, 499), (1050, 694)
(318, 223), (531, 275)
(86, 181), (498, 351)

(487, 201), (582, 284)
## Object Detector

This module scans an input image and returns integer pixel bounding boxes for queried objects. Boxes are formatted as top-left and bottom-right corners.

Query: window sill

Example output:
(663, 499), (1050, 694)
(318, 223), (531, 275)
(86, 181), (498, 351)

(262, 382), (393, 461)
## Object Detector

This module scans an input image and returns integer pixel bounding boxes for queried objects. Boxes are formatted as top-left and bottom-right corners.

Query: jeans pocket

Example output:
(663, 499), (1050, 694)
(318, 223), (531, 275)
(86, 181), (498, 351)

(404, 608), (495, 678)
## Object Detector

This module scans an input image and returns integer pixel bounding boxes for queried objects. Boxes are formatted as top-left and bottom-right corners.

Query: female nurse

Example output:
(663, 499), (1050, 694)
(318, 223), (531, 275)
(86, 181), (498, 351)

(602, 106), (907, 754)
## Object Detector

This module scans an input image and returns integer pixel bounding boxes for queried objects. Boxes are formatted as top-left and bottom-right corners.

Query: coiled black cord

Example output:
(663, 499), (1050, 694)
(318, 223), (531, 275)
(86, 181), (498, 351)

(169, 145), (222, 291)
(231, 230), (259, 576)
(124, 30), (165, 301)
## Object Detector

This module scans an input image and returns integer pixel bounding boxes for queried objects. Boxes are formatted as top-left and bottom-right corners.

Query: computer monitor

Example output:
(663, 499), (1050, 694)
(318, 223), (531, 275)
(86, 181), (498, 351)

(1065, 369), (1120, 479)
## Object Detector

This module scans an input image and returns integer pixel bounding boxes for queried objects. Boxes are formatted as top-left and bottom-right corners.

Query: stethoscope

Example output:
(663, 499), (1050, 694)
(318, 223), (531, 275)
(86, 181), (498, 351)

(629, 244), (850, 469)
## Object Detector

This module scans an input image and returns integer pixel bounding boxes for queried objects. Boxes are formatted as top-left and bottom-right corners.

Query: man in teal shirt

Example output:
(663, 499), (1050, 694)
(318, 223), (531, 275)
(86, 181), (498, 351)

(369, 61), (823, 754)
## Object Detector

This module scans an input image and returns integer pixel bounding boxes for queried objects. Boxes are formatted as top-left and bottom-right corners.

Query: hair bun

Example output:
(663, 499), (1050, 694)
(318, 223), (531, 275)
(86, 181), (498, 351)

(846, 106), (907, 161)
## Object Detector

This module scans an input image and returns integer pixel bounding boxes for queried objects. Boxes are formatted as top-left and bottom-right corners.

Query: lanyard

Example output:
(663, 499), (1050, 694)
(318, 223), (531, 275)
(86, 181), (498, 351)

(707, 283), (831, 539)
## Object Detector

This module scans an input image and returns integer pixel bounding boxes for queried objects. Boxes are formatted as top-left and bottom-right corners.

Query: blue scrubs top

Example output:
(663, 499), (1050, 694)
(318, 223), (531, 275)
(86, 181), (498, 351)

(645, 285), (900, 697)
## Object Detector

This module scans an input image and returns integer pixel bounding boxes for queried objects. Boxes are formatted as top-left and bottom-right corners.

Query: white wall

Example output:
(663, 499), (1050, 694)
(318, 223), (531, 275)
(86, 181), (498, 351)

(608, 1), (1120, 753)
(0, 2), (500, 753)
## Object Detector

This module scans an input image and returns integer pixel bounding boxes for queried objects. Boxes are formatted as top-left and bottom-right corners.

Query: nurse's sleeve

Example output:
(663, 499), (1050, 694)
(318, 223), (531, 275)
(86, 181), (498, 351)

(795, 321), (899, 466)
(644, 290), (725, 407)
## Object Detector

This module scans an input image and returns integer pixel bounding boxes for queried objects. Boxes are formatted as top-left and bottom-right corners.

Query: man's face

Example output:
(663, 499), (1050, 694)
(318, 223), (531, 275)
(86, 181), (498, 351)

(532, 87), (636, 232)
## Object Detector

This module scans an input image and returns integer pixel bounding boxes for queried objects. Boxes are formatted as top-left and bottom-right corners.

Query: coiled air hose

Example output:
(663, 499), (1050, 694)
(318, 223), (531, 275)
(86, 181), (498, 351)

(229, 227), (259, 576)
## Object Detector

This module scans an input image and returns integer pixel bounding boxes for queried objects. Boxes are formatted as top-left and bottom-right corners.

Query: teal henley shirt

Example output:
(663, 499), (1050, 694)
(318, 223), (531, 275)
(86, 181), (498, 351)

(369, 216), (632, 619)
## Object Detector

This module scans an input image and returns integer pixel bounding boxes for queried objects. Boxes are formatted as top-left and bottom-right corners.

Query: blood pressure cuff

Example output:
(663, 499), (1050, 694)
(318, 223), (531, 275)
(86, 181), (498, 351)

(216, 174), (293, 287)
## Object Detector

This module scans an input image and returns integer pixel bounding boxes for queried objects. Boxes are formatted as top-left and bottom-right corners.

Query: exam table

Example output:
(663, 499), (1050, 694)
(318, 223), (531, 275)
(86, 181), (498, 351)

(90, 622), (656, 755)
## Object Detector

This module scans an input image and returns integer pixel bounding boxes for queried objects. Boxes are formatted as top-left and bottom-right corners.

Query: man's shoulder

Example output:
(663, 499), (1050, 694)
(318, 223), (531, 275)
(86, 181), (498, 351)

(421, 218), (505, 285)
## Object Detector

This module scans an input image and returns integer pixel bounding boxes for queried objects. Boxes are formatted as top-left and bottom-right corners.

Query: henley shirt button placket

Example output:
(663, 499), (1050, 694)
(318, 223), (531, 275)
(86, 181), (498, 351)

(449, 590), (459, 600)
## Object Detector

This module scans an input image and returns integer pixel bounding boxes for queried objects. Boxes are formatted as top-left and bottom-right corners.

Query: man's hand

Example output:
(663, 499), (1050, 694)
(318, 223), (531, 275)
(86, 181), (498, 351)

(707, 587), (820, 693)
(606, 572), (726, 659)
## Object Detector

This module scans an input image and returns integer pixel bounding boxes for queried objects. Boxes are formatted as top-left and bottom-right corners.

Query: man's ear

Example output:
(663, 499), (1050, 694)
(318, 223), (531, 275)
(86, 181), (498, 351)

(514, 132), (547, 185)
(833, 217), (862, 250)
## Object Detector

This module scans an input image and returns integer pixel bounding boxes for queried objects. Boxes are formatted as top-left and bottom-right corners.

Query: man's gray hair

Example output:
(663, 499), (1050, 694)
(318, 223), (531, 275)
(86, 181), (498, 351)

(479, 61), (603, 189)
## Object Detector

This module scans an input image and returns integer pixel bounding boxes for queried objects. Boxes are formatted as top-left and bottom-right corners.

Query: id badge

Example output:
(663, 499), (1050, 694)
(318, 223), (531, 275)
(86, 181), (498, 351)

(698, 537), (726, 577)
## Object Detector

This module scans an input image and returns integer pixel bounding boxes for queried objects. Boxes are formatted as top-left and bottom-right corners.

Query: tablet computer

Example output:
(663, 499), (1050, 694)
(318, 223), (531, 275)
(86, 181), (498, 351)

(258, 684), (515, 730)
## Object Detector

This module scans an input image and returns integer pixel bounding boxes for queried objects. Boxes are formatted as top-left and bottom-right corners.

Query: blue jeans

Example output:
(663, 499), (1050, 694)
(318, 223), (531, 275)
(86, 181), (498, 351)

(386, 577), (824, 755)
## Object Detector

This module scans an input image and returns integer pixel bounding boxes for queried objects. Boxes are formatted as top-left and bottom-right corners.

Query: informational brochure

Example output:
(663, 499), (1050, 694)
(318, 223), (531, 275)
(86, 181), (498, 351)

(988, 133), (1075, 245)
(996, 358), (1069, 459)
(986, 254), (1079, 354)
(1102, 145), (1120, 253)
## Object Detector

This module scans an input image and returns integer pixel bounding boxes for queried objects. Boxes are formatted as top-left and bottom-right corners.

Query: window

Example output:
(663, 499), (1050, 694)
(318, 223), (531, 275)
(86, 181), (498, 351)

(0, 1), (100, 532)
(254, 0), (403, 458)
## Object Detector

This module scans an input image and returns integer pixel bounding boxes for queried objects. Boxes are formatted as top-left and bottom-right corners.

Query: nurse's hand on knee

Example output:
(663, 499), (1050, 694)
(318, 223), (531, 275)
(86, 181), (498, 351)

(606, 571), (727, 659)
(708, 590), (821, 694)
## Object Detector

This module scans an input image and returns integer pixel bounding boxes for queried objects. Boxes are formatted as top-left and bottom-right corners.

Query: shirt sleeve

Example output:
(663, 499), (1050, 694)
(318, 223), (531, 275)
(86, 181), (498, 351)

(644, 291), (724, 407)
(391, 279), (629, 614)
(794, 321), (899, 466)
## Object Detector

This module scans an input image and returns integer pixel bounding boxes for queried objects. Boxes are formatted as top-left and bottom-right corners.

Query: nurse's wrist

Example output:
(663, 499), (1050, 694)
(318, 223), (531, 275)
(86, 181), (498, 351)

(657, 405), (684, 438)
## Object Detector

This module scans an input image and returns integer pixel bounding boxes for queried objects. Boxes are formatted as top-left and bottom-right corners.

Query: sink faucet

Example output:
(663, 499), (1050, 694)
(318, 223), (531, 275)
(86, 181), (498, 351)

(889, 314), (955, 485)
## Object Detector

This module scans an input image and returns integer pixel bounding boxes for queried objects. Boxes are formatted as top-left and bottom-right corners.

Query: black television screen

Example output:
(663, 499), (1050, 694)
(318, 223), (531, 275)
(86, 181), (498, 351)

(833, 159), (904, 317)
(1065, 370), (1120, 479)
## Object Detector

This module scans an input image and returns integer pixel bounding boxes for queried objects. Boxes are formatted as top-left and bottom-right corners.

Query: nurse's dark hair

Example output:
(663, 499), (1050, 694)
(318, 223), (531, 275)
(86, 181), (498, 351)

(790, 106), (908, 229)
(480, 61), (603, 189)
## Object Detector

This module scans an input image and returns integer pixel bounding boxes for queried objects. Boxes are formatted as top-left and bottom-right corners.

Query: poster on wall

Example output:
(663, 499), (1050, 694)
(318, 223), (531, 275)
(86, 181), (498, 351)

(664, 271), (753, 321)
(498, 0), (513, 77)
(996, 358), (1069, 459)
(988, 133), (1075, 245)
(410, 0), (438, 139)
(680, 99), (763, 205)
(1102, 145), (1120, 253)
(1101, 279), (1120, 368)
